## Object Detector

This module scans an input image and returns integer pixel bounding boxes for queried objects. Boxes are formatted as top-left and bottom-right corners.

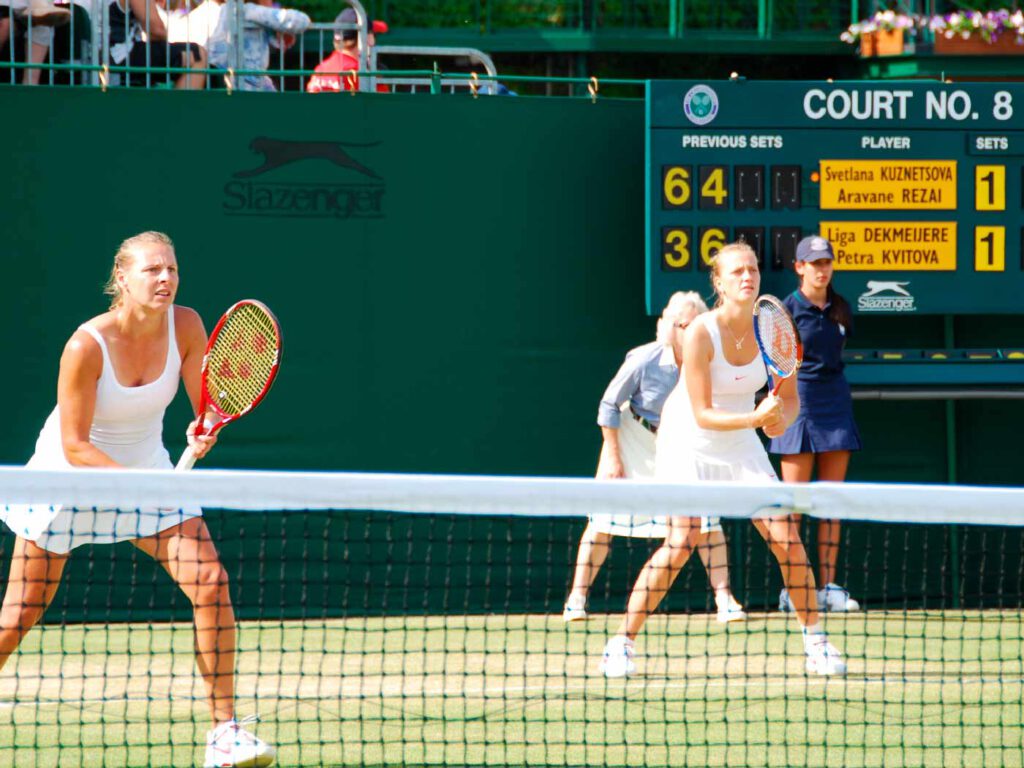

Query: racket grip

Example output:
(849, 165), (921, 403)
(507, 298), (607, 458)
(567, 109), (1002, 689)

(175, 446), (198, 472)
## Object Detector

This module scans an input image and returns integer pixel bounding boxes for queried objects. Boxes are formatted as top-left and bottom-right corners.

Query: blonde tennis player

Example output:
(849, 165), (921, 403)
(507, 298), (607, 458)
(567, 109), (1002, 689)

(601, 242), (847, 678)
(0, 232), (275, 767)
(563, 291), (744, 624)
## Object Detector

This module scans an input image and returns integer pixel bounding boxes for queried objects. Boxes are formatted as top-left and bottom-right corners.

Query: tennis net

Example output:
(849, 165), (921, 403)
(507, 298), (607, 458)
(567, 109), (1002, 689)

(1, 466), (1023, 767)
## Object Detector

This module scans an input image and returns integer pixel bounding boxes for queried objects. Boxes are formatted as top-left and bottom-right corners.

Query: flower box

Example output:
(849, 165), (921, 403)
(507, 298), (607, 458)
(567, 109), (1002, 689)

(860, 28), (904, 57)
(934, 33), (1024, 55)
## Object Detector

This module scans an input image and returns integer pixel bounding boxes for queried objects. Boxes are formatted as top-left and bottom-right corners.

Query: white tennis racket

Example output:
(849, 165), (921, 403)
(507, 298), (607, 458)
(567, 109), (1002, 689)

(752, 295), (803, 396)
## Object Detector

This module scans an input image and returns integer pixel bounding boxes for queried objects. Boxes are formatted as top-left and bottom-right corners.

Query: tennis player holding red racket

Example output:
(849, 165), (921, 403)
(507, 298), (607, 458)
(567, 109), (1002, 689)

(602, 241), (846, 679)
(0, 232), (276, 767)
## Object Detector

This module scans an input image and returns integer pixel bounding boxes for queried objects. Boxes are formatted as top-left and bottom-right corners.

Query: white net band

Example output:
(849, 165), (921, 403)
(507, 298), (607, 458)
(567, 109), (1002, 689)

(2, 466), (1022, 526)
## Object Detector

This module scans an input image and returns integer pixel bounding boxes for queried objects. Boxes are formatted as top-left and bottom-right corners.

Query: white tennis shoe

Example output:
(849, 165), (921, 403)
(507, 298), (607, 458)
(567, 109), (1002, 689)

(715, 593), (747, 624)
(600, 635), (636, 678)
(562, 594), (588, 622)
(818, 583), (861, 612)
(203, 716), (276, 768)
(804, 637), (848, 677)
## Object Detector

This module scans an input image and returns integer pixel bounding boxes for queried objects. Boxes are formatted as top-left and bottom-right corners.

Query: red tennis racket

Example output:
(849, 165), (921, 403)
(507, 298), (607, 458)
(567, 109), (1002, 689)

(175, 300), (282, 471)
(752, 295), (803, 396)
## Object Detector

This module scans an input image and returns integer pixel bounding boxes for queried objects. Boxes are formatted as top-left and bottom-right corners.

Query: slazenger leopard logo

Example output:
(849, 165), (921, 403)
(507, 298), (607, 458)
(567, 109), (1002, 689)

(858, 281), (916, 312)
(683, 85), (719, 126)
(234, 138), (381, 179)
(223, 137), (385, 220)
(862, 281), (911, 297)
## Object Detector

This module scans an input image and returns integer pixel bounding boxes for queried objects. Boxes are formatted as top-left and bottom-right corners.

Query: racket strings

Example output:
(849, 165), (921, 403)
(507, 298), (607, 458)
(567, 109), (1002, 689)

(756, 303), (798, 374)
(205, 305), (280, 416)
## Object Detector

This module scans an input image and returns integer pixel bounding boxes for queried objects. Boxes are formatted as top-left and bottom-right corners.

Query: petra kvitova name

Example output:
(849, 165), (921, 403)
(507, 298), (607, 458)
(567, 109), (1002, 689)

(222, 181), (385, 220)
(681, 134), (783, 149)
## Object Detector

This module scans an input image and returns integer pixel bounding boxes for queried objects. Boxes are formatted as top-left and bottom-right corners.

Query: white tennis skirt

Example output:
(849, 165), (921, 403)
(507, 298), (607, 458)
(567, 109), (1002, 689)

(0, 504), (203, 555)
(671, 449), (780, 526)
(1, 452), (202, 555)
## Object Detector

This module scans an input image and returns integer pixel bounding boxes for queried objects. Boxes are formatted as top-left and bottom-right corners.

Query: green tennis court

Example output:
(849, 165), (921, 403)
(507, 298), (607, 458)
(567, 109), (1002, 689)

(2, 610), (1021, 767)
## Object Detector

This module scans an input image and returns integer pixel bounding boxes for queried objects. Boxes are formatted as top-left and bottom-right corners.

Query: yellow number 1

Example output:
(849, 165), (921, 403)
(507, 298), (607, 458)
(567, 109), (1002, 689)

(975, 165), (1005, 211)
(974, 226), (1005, 271)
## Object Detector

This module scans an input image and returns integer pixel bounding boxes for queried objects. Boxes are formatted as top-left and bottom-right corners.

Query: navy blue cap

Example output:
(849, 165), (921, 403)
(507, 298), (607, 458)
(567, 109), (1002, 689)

(796, 235), (834, 262)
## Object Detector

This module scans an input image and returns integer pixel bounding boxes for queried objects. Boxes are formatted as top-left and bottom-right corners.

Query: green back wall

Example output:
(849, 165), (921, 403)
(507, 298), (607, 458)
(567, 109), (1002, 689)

(0, 87), (1020, 621)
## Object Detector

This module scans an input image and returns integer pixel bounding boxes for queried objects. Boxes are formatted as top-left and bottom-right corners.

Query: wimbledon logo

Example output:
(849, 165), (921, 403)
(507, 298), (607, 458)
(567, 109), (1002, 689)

(683, 85), (719, 126)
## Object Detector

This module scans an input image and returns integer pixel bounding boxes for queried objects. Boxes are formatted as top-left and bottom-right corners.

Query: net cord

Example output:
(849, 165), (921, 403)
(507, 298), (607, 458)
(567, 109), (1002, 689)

(1, 466), (1022, 526)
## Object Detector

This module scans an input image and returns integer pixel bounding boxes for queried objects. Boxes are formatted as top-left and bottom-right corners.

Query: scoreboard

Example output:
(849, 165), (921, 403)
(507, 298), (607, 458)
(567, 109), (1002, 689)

(646, 80), (1024, 315)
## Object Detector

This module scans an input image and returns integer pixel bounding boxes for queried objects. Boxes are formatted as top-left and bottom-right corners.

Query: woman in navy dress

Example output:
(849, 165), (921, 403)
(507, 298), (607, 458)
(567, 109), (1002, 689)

(770, 235), (862, 613)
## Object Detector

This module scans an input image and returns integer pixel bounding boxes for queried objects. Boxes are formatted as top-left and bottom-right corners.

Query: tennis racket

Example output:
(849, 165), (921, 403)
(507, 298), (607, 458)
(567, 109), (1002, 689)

(175, 299), (282, 471)
(752, 295), (803, 396)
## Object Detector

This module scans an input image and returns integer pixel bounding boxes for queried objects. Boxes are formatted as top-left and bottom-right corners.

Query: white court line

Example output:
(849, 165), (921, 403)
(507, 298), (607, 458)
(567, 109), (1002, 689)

(3, 672), (1022, 710)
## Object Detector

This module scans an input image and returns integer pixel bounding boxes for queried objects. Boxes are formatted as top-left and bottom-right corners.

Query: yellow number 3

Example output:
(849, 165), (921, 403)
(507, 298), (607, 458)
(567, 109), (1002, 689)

(663, 229), (690, 269)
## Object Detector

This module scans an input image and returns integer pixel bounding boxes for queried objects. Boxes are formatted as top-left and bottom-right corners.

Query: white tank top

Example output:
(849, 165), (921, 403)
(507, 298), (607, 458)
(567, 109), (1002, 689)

(657, 312), (768, 463)
(27, 309), (182, 469)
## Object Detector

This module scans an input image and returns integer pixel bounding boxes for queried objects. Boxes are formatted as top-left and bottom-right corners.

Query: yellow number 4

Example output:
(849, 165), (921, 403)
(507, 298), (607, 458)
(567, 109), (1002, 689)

(700, 168), (728, 206)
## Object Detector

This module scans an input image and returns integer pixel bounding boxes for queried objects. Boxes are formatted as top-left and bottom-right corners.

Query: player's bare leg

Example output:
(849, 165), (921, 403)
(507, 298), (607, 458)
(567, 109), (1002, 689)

(754, 515), (846, 675)
(754, 515), (817, 624)
(696, 528), (744, 621)
(0, 537), (67, 670)
(602, 518), (700, 677)
(620, 517), (700, 638)
(134, 517), (235, 724)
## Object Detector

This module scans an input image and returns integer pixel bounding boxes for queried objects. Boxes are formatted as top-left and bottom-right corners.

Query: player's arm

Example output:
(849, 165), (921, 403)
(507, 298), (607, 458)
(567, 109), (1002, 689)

(684, 322), (781, 432)
(762, 373), (799, 439)
(175, 306), (218, 459)
(58, 331), (120, 467)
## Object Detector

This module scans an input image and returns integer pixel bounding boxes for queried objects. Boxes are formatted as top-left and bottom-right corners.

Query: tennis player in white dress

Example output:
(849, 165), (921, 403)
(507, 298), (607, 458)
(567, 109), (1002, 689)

(563, 292), (744, 625)
(0, 231), (275, 768)
(601, 242), (847, 679)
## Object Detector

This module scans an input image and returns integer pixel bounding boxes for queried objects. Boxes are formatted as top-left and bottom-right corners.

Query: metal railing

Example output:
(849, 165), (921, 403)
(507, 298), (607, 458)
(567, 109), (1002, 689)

(363, 0), (873, 36)
(0, 0), (508, 93)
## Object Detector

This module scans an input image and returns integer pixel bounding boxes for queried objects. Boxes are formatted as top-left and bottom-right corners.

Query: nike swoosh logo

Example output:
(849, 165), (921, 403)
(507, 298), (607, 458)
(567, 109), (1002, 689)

(735, 375), (746, 380)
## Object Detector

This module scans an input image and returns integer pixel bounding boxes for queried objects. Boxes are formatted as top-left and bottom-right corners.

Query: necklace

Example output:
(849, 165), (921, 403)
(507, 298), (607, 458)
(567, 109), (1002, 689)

(723, 319), (749, 350)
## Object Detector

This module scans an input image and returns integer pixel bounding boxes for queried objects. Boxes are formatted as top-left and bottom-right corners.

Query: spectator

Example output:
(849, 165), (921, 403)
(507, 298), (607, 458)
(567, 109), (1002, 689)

(107, 0), (207, 89)
(306, 5), (387, 93)
(206, 0), (310, 92)
(0, 0), (69, 85)
(157, 0), (222, 47)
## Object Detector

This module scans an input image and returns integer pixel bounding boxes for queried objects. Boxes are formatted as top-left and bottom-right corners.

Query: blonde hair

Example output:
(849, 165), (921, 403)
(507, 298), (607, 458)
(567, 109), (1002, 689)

(103, 231), (175, 309)
(709, 241), (757, 308)
(656, 290), (709, 346)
